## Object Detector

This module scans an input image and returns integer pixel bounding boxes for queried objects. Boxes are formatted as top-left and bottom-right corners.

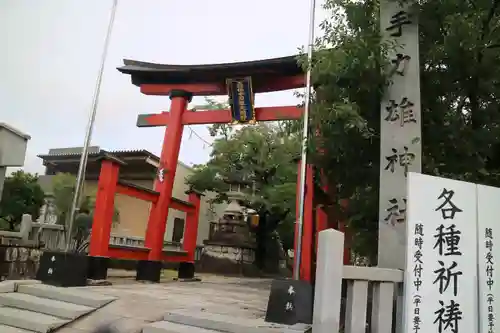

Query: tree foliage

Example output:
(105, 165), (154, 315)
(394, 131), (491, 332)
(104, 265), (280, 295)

(51, 173), (120, 231)
(51, 173), (77, 226)
(0, 170), (45, 230)
(50, 173), (122, 253)
(308, 0), (500, 263)
(186, 100), (301, 253)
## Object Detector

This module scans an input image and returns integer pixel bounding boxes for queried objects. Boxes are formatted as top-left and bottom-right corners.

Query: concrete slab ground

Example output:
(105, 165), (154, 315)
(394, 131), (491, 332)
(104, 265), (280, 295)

(58, 273), (274, 333)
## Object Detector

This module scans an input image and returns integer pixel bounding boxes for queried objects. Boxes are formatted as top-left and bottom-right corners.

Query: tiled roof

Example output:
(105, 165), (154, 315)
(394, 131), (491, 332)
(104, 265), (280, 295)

(117, 55), (303, 89)
(37, 148), (159, 160)
(37, 147), (193, 170)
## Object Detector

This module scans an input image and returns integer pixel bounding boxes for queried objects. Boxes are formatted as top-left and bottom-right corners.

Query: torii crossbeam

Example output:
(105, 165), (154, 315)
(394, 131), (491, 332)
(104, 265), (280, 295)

(136, 106), (303, 127)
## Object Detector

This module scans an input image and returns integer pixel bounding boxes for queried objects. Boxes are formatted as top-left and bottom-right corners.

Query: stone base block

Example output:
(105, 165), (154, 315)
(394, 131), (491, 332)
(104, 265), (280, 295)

(265, 279), (313, 325)
(136, 260), (161, 282)
(87, 256), (109, 280)
(36, 251), (88, 287)
(178, 262), (195, 279)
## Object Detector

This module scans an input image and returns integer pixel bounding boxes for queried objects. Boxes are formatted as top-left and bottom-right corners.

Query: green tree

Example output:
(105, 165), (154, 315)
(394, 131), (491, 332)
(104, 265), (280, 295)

(52, 173), (77, 226)
(51, 173), (119, 226)
(186, 107), (300, 269)
(0, 170), (45, 230)
(306, 0), (500, 263)
(51, 173), (120, 251)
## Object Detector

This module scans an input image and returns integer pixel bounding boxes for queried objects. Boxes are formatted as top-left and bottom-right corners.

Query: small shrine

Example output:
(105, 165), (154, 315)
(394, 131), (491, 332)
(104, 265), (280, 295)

(200, 180), (258, 275)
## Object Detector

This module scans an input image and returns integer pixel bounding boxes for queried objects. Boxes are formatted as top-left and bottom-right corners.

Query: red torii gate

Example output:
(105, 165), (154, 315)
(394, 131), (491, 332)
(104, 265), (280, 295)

(116, 55), (344, 282)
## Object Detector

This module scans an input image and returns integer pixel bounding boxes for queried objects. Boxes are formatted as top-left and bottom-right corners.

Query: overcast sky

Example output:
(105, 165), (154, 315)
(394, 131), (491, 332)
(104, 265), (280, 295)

(1, 0), (327, 174)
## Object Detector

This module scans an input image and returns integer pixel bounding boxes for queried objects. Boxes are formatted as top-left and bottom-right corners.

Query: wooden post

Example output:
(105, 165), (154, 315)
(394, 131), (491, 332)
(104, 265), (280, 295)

(146, 91), (191, 262)
(183, 189), (203, 262)
(339, 199), (351, 265)
(88, 156), (123, 257)
(315, 205), (328, 250)
(315, 129), (329, 240)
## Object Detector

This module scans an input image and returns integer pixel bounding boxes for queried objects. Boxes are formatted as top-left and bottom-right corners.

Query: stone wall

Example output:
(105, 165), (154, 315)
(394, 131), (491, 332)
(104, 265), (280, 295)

(204, 244), (255, 263)
(199, 243), (259, 276)
(0, 245), (42, 280)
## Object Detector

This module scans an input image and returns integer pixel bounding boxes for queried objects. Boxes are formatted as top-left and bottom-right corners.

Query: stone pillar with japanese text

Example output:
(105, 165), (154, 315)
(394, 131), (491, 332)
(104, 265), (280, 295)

(378, 0), (422, 269)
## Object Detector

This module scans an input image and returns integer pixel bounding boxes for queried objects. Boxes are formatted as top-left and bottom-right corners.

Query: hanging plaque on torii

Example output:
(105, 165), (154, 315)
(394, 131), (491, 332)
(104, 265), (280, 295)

(226, 76), (256, 124)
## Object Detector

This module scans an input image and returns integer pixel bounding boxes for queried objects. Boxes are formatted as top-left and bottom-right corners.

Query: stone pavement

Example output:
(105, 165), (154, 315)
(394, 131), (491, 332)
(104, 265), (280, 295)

(57, 275), (273, 333)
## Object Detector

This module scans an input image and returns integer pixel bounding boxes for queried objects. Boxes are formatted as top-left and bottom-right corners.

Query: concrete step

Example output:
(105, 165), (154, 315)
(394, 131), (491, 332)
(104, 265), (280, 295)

(0, 292), (94, 319)
(163, 311), (286, 333)
(18, 284), (115, 308)
(0, 324), (33, 333)
(0, 306), (69, 333)
(143, 321), (222, 333)
(0, 280), (40, 294)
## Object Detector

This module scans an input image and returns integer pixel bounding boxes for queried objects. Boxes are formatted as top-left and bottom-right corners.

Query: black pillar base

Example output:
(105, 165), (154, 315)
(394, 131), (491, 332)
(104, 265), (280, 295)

(36, 251), (89, 287)
(178, 262), (195, 279)
(87, 256), (110, 280)
(265, 279), (313, 325)
(136, 260), (162, 282)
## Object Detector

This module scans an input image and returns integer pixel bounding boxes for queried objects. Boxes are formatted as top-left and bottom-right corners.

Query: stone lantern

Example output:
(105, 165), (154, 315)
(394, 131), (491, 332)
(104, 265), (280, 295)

(208, 181), (256, 246)
(201, 178), (258, 275)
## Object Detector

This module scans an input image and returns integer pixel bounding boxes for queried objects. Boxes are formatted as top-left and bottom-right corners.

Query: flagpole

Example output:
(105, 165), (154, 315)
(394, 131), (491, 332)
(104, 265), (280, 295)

(293, 0), (317, 281)
(65, 0), (119, 252)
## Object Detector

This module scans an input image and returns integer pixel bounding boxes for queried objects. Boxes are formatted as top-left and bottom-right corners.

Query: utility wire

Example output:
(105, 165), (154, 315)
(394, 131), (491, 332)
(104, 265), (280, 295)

(186, 126), (213, 147)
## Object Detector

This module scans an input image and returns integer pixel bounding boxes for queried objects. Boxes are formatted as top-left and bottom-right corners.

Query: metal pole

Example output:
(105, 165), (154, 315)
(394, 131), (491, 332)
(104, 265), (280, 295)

(65, 0), (119, 252)
(293, 0), (317, 280)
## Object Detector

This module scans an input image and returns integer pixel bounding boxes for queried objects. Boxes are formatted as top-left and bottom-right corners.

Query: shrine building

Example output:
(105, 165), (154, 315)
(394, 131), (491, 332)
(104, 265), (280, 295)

(36, 146), (225, 247)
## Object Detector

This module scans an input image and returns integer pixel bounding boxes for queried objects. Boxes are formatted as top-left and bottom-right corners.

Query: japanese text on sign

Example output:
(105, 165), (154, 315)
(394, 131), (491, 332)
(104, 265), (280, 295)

(432, 189), (464, 333)
(413, 223), (424, 332)
(484, 228), (495, 333)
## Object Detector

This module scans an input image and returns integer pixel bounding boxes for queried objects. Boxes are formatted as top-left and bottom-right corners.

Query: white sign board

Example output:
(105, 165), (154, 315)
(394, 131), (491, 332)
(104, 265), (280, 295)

(477, 185), (499, 333)
(405, 173), (478, 333)
(378, 0), (423, 269)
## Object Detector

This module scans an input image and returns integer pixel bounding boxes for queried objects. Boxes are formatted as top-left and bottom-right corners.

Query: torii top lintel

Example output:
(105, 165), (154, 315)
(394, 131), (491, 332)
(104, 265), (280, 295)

(117, 55), (305, 96)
